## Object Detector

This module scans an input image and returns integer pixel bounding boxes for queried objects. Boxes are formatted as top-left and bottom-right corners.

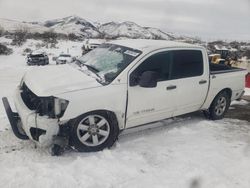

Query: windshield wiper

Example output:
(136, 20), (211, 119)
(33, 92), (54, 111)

(75, 59), (104, 83)
(82, 64), (104, 82)
(84, 64), (100, 73)
(76, 59), (99, 73)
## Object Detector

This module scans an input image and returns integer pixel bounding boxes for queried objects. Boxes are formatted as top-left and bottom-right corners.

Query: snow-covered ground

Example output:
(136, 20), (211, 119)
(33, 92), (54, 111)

(0, 40), (250, 188)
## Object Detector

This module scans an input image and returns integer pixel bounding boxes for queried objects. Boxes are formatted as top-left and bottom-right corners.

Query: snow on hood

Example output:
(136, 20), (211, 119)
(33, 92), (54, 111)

(23, 64), (101, 96)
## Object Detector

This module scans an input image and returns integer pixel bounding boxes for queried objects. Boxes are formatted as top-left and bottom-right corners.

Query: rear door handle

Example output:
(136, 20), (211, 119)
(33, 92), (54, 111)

(166, 85), (177, 90)
(199, 80), (207, 84)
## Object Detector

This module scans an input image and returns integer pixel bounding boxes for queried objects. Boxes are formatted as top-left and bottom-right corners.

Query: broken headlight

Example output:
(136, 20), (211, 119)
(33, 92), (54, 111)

(54, 98), (69, 118)
(36, 97), (68, 118)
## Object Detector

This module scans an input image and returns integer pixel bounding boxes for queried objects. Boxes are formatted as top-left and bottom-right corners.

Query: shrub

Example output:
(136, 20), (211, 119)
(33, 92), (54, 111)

(11, 26), (28, 46)
(68, 33), (80, 41)
(35, 42), (46, 49)
(42, 30), (58, 46)
(0, 43), (13, 55)
(243, 50), (250, 59)
(23, 48), (32, 55)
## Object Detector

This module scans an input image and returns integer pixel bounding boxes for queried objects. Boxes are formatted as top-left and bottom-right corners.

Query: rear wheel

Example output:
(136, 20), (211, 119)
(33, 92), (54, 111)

(70, 111), (119, 152)
(208, 91), (230, 120)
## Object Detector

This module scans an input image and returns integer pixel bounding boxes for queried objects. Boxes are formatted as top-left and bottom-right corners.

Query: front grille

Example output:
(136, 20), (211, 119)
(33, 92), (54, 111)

(20, 83), (55, 118)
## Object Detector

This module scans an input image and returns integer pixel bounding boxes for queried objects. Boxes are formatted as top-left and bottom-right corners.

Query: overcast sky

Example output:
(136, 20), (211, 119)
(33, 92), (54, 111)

(0, 0), (250, 41)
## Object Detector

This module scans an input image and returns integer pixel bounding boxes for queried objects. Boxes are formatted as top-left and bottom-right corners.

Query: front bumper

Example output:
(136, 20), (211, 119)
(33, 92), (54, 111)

(2, 97), (29, 140)
(56, 60), (67, 64)
(27, 60), (46, 65)
(2, 88), (60, 146)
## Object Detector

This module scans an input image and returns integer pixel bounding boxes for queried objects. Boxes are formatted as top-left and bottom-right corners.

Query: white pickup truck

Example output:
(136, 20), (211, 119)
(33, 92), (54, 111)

(2, 39), (247, 155)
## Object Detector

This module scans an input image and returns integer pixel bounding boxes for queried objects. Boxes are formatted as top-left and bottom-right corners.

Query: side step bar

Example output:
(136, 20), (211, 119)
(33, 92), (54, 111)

(2, 97), (29, 140)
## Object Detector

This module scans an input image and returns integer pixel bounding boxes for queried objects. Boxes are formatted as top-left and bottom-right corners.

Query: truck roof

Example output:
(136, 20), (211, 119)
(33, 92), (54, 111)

(107, 39), (202, 53)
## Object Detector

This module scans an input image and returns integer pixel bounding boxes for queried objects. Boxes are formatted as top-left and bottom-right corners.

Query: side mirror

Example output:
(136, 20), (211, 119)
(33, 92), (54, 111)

(139, 71), (158, 88)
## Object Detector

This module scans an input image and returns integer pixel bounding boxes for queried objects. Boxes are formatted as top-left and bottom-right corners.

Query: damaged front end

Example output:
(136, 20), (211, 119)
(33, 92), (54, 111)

(2, 82), (70, 153)
(21, 83), (69, 119)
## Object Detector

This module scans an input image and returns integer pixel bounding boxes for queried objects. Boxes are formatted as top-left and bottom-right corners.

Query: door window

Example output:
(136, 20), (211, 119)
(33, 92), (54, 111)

(171, 50), (203, 79)
(132, 51), (171, 82)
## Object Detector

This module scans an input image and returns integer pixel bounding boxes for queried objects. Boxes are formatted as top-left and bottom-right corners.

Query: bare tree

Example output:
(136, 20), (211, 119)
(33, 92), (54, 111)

(11, 26), (28, 46)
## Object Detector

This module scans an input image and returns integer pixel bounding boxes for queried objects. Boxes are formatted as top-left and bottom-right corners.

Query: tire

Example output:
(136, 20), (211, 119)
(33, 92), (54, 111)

(70, 111), (119, 152)
(209, 91), (230, 120)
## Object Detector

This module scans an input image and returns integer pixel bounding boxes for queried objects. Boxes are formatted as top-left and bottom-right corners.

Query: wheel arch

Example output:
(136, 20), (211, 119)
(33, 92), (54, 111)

(218, 88), (232, 99)
(209, 88), (232, 108)
(202, 88), (232, 110)
(207, 88), (232, 120)
(70, 109), (122, 130)
(68, 109), (120, 152)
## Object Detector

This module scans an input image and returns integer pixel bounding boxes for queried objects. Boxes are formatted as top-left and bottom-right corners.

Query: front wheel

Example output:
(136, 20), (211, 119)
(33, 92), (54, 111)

(209, 91), (230, 120)
(70, 111), (119, 152)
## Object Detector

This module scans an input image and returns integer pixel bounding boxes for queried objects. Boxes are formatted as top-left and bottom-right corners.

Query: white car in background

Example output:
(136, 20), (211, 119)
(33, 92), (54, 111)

(56, 54), (73, 65)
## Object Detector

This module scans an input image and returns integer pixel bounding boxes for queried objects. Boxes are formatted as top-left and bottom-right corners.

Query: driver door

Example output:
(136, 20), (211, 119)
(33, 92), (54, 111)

(126, 51), (177, 128)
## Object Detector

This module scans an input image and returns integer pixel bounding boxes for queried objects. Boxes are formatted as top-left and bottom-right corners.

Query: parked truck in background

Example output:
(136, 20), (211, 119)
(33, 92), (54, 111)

(2, 39), (247, 155)
(27, 52), (49, 66)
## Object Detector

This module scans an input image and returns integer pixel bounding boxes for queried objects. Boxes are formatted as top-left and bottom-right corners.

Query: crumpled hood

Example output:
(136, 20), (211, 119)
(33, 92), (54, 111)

(23, 64), (101, 96)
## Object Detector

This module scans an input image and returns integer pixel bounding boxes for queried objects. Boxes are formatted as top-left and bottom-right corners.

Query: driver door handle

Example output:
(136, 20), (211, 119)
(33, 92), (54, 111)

(199, 80), (207, 84)
(166, 85), (177, 90)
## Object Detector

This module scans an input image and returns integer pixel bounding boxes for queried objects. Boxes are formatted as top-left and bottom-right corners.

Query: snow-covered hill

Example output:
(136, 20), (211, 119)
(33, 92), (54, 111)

(99, 21), (175, 40)
(0, 16), (178, 40)
(144, 27), (175, 40)
(0, 18), (49, 33)
(43, 16), (101, 38)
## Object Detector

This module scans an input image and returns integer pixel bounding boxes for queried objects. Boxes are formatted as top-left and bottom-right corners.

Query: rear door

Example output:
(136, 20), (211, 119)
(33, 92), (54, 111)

(170, 49), (209, 116)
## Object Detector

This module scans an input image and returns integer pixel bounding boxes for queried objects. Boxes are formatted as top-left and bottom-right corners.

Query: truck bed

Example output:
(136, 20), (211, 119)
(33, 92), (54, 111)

(202, 63), (247, 110)
(209, 63), (243, 74)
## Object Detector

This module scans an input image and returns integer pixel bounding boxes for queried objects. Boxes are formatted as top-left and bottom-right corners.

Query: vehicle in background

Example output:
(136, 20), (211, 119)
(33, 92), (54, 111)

(208, 54), (226, 65)
(27, 52), (49, 66)
(82, 39), (106, 54)
(208, 49), (240, 67)
(2, 39), (247, 155)
(56, 54), (73, 65)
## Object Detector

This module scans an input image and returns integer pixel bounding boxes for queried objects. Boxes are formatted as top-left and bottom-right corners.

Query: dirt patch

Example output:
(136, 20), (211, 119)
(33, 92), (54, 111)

(225, 96), (250, 122)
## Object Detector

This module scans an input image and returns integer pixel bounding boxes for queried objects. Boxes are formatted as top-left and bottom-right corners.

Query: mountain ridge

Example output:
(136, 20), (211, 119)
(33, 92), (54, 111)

(0, 16), (195, 41)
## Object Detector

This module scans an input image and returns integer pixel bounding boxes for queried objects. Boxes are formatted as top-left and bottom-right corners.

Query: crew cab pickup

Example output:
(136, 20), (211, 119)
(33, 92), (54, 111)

(2, 39), (247, 155)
